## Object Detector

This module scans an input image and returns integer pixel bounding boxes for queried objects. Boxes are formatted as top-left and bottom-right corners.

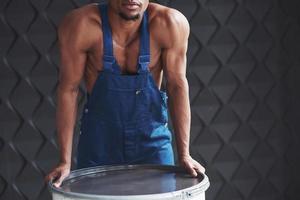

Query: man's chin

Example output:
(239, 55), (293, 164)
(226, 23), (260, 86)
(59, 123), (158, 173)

(118, 12), (140, 21)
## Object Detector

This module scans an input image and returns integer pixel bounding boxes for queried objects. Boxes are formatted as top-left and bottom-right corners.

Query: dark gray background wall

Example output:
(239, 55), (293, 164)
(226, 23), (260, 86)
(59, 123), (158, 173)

(1, 0), (300, 199)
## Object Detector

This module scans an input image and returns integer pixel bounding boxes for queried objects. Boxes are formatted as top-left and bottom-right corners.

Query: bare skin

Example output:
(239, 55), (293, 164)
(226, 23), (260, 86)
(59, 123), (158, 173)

(45, 0), (205, 187)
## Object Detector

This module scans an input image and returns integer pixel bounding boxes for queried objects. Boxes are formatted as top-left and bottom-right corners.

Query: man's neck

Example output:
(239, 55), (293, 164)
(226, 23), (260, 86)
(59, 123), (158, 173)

(107, 5), (144, 47)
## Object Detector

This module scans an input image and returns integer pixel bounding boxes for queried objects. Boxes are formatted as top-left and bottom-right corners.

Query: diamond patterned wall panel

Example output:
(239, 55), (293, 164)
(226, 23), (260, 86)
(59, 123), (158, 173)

(1, 0), (300, 200)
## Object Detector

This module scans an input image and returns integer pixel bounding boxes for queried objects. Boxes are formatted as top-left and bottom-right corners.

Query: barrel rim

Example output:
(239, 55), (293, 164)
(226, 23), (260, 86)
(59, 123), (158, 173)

(49, 164), (210, 200)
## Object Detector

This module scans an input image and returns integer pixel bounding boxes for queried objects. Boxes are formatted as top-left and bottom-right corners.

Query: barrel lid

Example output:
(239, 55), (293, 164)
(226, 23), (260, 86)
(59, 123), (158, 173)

(49, 164), (210, 200)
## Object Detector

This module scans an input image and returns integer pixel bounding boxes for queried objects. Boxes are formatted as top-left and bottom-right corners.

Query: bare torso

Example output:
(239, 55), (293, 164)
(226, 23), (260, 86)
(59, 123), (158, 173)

(76, 3), (167, 95)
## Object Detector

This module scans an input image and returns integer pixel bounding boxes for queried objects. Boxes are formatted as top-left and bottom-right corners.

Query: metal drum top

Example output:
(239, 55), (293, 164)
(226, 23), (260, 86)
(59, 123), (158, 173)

(49, 164), (210, 200)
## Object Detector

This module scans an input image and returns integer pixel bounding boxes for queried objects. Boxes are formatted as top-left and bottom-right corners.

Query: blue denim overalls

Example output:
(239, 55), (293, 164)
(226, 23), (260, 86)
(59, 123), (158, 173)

(76, 4), (174, 169)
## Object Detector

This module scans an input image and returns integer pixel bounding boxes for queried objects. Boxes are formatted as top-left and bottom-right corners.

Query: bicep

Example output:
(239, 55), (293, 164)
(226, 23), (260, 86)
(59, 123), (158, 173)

(162, 44), (187, 85)
(58, 41), (86, 92)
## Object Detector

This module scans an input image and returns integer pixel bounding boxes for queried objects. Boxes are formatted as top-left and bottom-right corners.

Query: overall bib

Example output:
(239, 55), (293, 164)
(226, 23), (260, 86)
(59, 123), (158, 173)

(76, 4), (175, 169)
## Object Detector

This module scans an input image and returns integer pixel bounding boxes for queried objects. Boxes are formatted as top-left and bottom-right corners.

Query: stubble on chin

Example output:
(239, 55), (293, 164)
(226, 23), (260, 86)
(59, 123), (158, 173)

(118, 12), (140, 21)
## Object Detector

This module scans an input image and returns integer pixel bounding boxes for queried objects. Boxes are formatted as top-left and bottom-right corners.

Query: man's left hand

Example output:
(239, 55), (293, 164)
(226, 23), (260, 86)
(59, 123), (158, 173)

(179, 155), (206, 177)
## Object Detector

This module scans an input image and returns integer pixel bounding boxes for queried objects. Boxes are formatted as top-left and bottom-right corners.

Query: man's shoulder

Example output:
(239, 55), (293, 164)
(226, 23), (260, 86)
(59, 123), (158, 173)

(58, 3), (100, 36)
(148, 3), (190, 48)
(57, 3), (101, 50)
(148, 3), (189, 31)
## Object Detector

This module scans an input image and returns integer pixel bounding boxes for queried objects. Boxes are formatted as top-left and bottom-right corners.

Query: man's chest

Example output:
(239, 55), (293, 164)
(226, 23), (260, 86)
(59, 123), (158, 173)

(87, 35), (162, 74)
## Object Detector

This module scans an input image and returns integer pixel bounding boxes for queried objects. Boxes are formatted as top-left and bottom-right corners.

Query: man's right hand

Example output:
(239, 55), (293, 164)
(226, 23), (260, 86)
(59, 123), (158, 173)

(45, 162), (71, 188)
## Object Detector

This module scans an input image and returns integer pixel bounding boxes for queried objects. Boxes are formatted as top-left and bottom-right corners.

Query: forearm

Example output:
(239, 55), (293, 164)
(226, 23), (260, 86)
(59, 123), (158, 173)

(167, 77), (191, 158)
(56, 84), (79, 165)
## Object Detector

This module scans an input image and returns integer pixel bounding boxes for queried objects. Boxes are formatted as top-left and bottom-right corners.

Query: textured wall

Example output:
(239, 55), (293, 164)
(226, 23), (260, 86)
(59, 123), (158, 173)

(0, 0), (300, 200)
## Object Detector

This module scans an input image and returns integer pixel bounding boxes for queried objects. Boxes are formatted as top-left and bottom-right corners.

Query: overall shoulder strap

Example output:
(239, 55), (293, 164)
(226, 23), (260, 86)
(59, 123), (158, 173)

(138, 9), (150, 73)
(98, 4), (115, 71)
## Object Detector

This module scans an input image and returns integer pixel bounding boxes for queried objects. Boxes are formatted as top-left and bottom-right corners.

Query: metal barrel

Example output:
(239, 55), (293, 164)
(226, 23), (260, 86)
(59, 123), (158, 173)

(49, 164), (210, 200)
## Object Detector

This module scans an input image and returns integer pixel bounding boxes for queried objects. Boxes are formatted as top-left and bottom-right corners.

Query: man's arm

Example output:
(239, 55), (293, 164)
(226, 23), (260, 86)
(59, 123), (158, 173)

(45, 9), (93, 187)
(161, 9), (205, 176)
